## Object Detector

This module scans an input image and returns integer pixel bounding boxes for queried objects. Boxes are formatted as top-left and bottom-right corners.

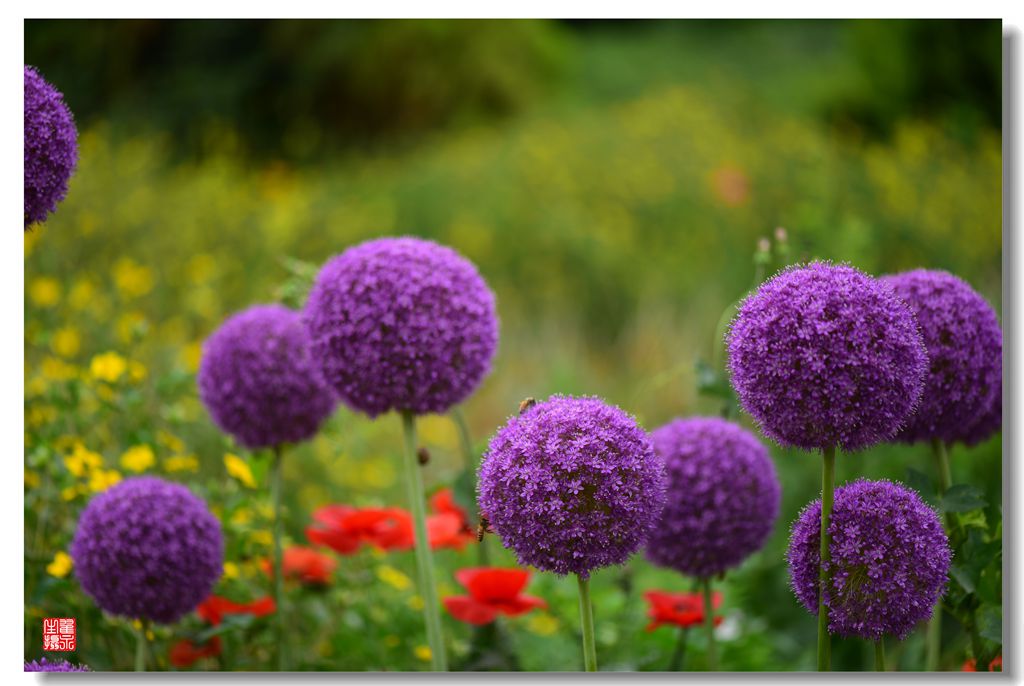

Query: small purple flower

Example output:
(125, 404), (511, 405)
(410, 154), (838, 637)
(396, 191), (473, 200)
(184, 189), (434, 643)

(24, 66), (78, 229)
(303, 236), (498, 417)
(881, 270), (1002, 445)
(727, 262), (927, 452)
(70, 477), (224, 625)
(646, 417), (781, 578)
(478, 395), (666, 578)
(199, 304), (338, 449)
(787, 479), (951, 640)
(24, 657), (90, 672)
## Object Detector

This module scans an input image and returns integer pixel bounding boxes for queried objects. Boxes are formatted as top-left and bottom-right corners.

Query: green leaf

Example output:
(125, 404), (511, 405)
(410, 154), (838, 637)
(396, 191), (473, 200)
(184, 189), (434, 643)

(940, 484), (987, 513)
(979, 606), (1002, 645)
(905, 467), (934, 498)
(949, 564), (977, 594)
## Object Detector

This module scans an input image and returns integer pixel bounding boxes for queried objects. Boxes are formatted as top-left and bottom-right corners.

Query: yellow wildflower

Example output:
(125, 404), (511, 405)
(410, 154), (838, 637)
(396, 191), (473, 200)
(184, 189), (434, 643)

(61, 485), (83, 501)
(26, 404), (57, 428)
(164, 454), (199, 473)
(28, 276), (60, 307)
(157, 430), (185, 453)
(414, 646), (432, 662)
(24, 469), (40, 489)
(376, 565), (412, 592)
(224, 453), (256, 488)
(116, 311), (148, 344)
(249, 529), (273, 547)
(223, 561), (240, 580)
(51, 327), (81, 357)
(88, 468), (122, 493)
(408, 595), (424, 611)
(120, 445), (155, 473)
(68, 278), (96, 311)
(128, 360), (148, 383)
(527, 612), (560, 636)
(40, 357), (78, 381)
(90, 352), (127, 383)
(113, 258), (155, 298)
(64, 443), (103, 477)
(231, 507), (254, 526)
(180, 341), (203, 373)
(46, 552), (73, 578)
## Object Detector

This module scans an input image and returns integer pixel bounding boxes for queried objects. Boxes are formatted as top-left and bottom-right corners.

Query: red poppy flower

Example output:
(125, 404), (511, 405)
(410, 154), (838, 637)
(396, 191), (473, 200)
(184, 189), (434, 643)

(962, 655), (1002, 672)
(196, 594), (276, 626)
(644, 590), (724, 632)
(427, 488), (475, 550)
(443, 567), (546, 625)
(262, 545), (337, 585)
(306, 505), (414, 554)
(169, 636), (222, 668)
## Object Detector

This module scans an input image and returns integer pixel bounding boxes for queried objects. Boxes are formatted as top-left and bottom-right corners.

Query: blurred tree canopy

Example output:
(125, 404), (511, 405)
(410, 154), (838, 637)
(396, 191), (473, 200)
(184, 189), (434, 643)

(25, 19), (1001, 161)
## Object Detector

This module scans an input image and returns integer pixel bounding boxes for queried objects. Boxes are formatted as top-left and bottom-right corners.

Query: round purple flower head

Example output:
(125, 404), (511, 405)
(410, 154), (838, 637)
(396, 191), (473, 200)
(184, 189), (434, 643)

(727, 261), (927, 452)
(24, 66), (78, 229)
(199, 304), (338, 449)
(24, 658), (90, 672)
(304, 236), (498, 417)
(645, 417), (781, 578)
(787, 479), (950, 640)
(881, 270), (1002, 445)
(962, 373), (1002, 446)
(70, 477), (224, 625)
(477, 395), (666, 578)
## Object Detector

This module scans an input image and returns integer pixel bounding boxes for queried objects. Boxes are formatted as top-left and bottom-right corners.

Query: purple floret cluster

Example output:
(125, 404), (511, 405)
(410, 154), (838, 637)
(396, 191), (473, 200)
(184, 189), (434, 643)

(198, 304), (338, 449)
(304, 237), (498, 418)
(24, 657), (90, 672)
(24, 66), (78, 229)
(646, 417), (781, 578)
(727, 262), (927, 452)
(478, 395), (666, 578)
(881, 269), (1002, 445)
(70, 477), (224, 625)
(787, 479), (951, 640)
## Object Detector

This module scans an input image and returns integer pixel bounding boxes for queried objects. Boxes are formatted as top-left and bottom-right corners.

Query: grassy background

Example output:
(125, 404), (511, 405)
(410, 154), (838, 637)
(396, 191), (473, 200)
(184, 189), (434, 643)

(24, 19), (1001, 671)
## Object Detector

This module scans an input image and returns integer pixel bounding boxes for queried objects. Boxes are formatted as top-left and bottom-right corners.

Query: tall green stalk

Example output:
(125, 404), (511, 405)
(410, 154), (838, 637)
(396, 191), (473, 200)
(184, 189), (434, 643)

(400, 410), (448, 671)
(874, 638), (886, 671)
(577, 574), (598, 672)
(926, 439), (954, 671)
(702, 577), (718, 671)
(134, 620), (148, 672)
(271, 445), (287, 671)
(817, 445), (836, 671)
(451, 406), (489, 565)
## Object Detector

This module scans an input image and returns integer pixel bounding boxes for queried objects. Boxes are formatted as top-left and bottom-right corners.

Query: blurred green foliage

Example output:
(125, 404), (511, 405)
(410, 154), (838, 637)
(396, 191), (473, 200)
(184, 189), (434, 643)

(25, 19), (1001, 672)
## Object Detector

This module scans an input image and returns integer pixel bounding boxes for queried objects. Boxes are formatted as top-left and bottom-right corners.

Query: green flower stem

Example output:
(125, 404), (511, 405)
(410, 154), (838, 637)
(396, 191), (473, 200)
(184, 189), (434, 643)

(134, 620), (148, 672)
(875, 638), (886, 671)
(577, 574), (598, 672)
(667, 626), (690, 671)
(401, 410), (448, 671)
(926, 439), (954, 671)
(817, 445), (836, 671)
(451, 406), (489, 565)
(271, 444), (287, 671)
(702, 577), (718, 671)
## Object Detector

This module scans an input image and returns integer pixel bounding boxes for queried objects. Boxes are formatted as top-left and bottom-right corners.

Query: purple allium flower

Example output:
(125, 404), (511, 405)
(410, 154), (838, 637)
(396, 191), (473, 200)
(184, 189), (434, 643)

(24, 66), (78, 229)
(24, 658), (90, 672)
(303, 237), (498, 417)
(727, 262), (927, 452)
(962, 374), (1002, 446)
(477, 395), (666, 578)
(645, 417), (781, 578)
(787, 479), (951, 640)
(70, 477), (224, 625)
(199, 304), (338, 449)
(881, 270), (1002, 445)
